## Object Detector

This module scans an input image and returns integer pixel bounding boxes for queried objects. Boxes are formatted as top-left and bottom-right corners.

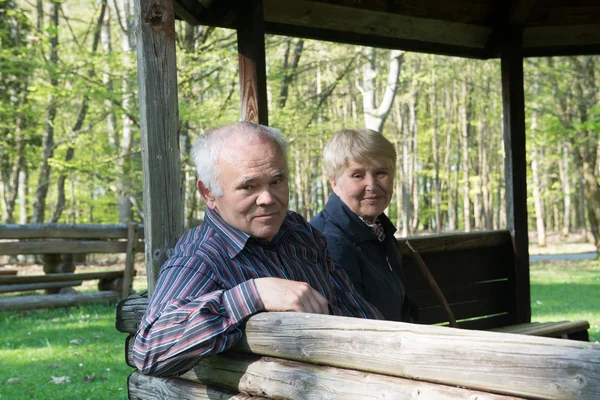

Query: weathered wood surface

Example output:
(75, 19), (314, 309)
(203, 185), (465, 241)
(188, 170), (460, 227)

(233, 313), (600, 400)
(0, 223), (144, 239)
(236, 0), (268, 125)
(182, 352), (526, 400)
(501, 27), (531, 325)
(0, 280), (83, 294)
(0, 240), (128, 255)
(0, 271), (123, 285)
(116, 291), (148, 334)
(129, 371), (267, 400)
(396, 229), (510, 255)
(134, 0), (185, 294)
(492, 320), (590, 339)
(122, 222), (138, 298)
(0, 290), (118, 310)
(0, 270), (18, 276)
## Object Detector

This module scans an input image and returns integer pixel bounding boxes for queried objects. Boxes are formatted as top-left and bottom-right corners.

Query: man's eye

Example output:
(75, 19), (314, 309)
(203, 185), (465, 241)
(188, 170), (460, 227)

(376, 171), (388, 176)
(352, 174), (363, 179)
(272, 179), (282, 185)
(242, 186), (254, 191)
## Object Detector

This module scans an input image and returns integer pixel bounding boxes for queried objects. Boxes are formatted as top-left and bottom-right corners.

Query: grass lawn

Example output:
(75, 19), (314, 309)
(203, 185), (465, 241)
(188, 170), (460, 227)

(530, 260), (600, 342)
(0, 260), (598, 399)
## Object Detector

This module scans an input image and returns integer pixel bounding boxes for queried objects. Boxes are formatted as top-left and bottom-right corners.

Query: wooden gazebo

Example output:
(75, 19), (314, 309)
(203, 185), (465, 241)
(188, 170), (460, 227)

(122, 0), (600, 398)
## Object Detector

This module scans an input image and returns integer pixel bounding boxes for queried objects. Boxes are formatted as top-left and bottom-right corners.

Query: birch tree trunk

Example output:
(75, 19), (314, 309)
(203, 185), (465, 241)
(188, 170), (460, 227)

(530, 71), (546, 246)
(460, 75), (471, 232)
(430, 69), (441, 232)
(361, 48), (404, 132)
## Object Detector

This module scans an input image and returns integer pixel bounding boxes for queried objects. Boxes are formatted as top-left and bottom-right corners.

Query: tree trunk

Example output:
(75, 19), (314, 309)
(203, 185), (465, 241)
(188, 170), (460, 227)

(361, 48), (404, 132)
(460, 75), (471, 232)
(558, 142), (572, 237)
(530, 71), (546, 246)
(430, 69), (441, 232)
(33, 0), (59, 223)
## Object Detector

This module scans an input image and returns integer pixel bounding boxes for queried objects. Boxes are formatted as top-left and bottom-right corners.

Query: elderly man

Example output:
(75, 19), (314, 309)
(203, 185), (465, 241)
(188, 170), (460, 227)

(132, 122), (382, 377)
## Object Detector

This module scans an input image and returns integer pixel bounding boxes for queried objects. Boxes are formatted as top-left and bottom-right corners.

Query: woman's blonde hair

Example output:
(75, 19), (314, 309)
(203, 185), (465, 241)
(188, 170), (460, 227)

(323, 128), (396, 180)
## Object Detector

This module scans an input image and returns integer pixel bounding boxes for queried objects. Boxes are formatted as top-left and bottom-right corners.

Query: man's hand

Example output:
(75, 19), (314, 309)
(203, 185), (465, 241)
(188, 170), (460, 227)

(254, 278), (329, 314)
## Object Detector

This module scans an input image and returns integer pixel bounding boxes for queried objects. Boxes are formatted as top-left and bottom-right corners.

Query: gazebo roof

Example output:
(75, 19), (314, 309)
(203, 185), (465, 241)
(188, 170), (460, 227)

(172, 0), (600, 59)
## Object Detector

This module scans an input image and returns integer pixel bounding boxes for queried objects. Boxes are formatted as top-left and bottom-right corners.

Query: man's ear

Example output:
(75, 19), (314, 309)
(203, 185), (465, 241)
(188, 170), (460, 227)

(197, 180), (217, 210)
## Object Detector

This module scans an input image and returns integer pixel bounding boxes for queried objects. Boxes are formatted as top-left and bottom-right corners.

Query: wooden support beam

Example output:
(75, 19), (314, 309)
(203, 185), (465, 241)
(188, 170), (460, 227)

(0, 291), (119, 310)
(235, 0), (268, 125)
(129, 371), (266, 400)
(134, 0), (184, 294)
(500, 28), (531, 325)
(396, 229), (511, 256)
(0, 240), (128, 255)
(0, 281), (83, 294)
(122, 222), (138, 298)
(0, 271), (124, 285)
(235, 313), (600, 400)
(0, 223), (143, 239)
(181, 352), (527, 400)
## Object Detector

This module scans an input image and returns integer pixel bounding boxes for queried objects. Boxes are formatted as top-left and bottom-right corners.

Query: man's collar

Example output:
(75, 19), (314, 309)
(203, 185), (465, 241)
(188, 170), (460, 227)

(204, 208), (289, 258)
(204, 208), (251, 258)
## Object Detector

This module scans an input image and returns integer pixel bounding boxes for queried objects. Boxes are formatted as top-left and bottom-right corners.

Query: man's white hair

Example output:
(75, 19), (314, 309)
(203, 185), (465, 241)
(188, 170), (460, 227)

(190, 121), (288, 196)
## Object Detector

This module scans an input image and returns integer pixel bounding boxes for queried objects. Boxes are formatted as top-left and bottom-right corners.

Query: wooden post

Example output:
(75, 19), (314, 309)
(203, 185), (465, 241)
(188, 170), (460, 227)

(235, 0), (268, 125)
(133, 0), (184, 294)
(122, 222), (138, 298)
(500, 27), (531, 324)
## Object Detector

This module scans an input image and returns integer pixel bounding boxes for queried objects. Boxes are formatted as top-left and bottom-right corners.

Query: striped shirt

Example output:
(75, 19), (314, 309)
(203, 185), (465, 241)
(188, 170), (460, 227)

(132, 208), (383, 376)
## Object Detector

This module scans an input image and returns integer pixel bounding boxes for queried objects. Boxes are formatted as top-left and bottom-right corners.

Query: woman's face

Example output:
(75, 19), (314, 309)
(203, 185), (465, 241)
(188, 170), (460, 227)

(331, 157), (394, 222)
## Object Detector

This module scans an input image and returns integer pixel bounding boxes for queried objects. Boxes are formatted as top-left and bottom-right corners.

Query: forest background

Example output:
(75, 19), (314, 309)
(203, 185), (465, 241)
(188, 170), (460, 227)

(2, 0), (600, 249)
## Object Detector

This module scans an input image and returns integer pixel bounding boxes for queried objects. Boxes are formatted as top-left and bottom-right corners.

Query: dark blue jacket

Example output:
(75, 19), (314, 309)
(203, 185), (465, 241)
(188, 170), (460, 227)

(310, 193), (411, 322)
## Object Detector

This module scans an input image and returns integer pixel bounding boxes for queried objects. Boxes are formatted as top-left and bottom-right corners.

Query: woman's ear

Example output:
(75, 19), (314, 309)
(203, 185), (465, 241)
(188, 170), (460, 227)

(197, 180), (217, 210)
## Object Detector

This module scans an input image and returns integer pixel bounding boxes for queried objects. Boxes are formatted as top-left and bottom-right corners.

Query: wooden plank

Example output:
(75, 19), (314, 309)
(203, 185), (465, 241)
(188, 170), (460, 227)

(408, 279), (511, 308)
(417, 296), (510, 325)
(128, 371), (267, 400)
(401, 246), (514, 291)
(396, 230), (511, 255)
(523, 24), (600, 57)
(500, 27), (531, 325)
(451, 313), (514, 331)
(122, 222), (138, 298)
(0, 291), (119, 310)
(134, 0), (185, 294)
(0, 270), (18, 276)
(116, 291), (149, 334)
(0, 271), (123, 285)
(180, 352), (527, 400)
(0, 281), (83, 294)
(235, 0), (268, 125)
(492, 320), (590, 339)
(262, 0), (491, 50)
(0, 240), (128, 255)
(0, 223), (131, 239)
(234, 312), (600, 399)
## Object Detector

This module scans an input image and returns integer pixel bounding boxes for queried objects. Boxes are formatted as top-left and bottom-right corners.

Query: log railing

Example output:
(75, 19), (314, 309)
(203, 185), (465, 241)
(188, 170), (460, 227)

(120, 310), (600, 400)
(0, 223), (144, 305)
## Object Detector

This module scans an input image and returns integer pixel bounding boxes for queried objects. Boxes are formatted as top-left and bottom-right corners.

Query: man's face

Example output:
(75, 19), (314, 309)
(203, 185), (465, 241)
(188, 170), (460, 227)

(201, 135), (289, 241)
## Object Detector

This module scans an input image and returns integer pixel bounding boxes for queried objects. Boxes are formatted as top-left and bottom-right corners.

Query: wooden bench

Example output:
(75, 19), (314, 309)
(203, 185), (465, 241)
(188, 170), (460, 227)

(397, 230), (590, 341)
(0, 223), (144, 310)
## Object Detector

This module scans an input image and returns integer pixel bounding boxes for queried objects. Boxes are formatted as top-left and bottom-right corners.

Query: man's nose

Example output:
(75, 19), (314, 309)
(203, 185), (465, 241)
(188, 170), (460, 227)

(256, 188), (275, 205)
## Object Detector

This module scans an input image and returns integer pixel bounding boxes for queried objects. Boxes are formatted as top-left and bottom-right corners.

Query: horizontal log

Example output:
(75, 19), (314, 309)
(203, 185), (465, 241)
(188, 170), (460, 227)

(0, 281), (83, 294)
(116, 291), (149, 334)
(183, 352), (526, 400)
(0, 271), (124, 285)
(0, 290), (119, 310)
(397, 230), (511, 256)
(0, 270), (18, 276)
(128, 371), (266, 400)
(0, 240), (130, 255)
(0, 223), (144, 239)
(233, 312), (600, 400)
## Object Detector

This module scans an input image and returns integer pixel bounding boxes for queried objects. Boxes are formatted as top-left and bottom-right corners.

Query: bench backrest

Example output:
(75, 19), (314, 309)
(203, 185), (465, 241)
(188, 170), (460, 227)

(397, 230), (518, 330)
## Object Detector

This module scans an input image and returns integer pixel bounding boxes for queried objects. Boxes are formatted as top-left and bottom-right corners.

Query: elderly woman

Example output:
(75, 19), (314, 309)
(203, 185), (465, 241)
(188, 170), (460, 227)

(310, 128), (415, 322)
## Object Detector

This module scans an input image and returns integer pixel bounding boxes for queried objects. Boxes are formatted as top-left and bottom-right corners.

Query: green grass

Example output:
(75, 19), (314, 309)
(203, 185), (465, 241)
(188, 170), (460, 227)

(0, 262), (598, 399)
(0, 302), (131, 400)
(530, 260), (600, 342)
